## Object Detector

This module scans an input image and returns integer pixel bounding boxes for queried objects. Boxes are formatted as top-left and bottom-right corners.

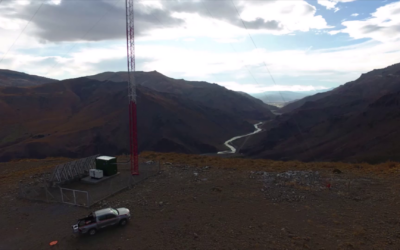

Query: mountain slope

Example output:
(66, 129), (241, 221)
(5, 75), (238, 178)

(279, 91), (332, 113)
(0, 77), (254, 161)
(236, 91), (280, 112)
(88, 71), (275, 121)
(242, 63), (400, 163)
(0, 69), (57, 87)
(281, 63), (400, 113)
(244, 91), (400, 163)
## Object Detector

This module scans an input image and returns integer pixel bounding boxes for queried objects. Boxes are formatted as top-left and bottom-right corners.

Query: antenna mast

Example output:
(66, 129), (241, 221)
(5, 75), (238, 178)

(126, 0), (139, 175)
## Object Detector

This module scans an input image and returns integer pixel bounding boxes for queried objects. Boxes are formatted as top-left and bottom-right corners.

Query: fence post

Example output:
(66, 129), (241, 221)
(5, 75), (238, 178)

(46, 187), (55, 202)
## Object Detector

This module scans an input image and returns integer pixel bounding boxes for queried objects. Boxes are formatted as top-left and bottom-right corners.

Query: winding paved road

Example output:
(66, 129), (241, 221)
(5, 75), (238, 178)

(217, 122), (263, 154)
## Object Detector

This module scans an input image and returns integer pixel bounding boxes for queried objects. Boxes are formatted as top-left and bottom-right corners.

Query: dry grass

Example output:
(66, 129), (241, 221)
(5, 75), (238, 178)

(0, 157), (71, 186)
(140, 151), (400, 176)
(1, 151), (400, 187)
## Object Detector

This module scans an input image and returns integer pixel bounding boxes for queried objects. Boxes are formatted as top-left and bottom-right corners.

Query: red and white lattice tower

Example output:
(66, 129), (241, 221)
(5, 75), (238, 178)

(125, 0), (139, 175)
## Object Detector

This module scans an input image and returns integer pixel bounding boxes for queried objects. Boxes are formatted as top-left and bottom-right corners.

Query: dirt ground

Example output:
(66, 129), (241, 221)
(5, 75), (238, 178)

(1, 154), (400, 250)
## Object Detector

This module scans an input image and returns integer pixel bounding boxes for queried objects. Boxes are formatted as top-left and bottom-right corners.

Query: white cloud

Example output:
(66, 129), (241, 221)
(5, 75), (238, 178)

(1, 37), (399, 93)
(137, 1), (333, 43)
(140, 0), (163, 10)
(48, 0), (61, 5)
(16, 1), (31, 6)
(351, 13), (359, 17)
(0, 0), (332, 44)
(0, 27), (44, 55)
(317, 0), (337, 9)
(317, 0), (357, 11)
(54, 37), (400, 80)
(329, 1), (400, 42)
(0, 0), (399, 94)
(239, 1), (332, 32)
(149, 12), (245, 41)
(1, 24), (399, 80)
(328, 30), (341, 35)
(139, 40), (400, 85)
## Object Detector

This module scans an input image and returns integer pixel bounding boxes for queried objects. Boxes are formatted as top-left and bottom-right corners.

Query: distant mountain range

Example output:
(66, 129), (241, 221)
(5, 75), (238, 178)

(2, 62), (400, 164)
(0, 69), (57, 87)
(0, 70), (274, 161)
(251, 90), (330, 107)
(88, 71), (274, 121)
(242, 62), (400, 163)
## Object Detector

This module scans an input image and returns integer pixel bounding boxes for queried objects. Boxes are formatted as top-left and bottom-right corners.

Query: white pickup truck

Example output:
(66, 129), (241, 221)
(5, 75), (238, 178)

(72, 207), (131, 236)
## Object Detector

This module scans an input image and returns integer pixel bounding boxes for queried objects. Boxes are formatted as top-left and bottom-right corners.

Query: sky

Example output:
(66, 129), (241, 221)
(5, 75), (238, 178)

(0, 0), (400, 94)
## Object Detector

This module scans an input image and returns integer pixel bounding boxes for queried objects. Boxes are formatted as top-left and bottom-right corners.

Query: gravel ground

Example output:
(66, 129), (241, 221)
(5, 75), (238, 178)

(1, 159), (400, 250)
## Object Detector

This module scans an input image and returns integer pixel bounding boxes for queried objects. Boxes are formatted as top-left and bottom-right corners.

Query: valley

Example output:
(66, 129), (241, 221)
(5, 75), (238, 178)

(0, 70), (273, 162)
(1, 62), (400, 164)
(240, 63), (400, 163)
(218, 122), (263, 154)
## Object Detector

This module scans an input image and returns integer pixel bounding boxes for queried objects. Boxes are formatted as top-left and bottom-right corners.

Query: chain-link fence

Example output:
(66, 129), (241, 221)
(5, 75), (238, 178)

(18, 160), (160, 207)
(18, 184), (60, 203)
(83, 161), (160, 207)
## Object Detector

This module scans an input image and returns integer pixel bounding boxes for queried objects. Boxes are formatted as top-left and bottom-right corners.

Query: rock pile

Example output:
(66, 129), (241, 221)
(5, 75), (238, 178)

(250, 170), (324, 203)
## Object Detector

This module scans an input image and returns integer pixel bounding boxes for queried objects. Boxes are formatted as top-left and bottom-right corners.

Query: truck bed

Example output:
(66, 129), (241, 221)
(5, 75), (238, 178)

(77, 216), (96, 227)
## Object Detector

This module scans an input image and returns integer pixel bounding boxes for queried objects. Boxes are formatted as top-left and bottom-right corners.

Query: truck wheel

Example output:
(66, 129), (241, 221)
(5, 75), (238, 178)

(88, 229), (96, 236)
(119, 219), (127, 227)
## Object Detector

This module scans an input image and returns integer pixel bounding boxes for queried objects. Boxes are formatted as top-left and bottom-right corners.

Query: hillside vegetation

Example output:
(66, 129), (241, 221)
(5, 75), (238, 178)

(243, 63), (400, 163)
(0, 71), (274, 162)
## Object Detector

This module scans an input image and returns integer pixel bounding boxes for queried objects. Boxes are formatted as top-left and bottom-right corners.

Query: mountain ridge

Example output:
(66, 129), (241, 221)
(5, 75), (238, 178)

(0, 70), (273, 161)
(0, 69), (57, 87)
(88, 71), (275, 121)
(281, 62), (400, 113)
(242, 62), (400, 163)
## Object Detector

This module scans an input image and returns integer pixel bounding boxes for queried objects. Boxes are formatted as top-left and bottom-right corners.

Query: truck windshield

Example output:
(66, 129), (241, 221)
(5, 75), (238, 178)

(111, 209), (119, 215)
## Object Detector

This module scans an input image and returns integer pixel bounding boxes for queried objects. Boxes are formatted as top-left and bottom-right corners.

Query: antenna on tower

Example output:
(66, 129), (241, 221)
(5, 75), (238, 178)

(125, 0), (139, 175)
